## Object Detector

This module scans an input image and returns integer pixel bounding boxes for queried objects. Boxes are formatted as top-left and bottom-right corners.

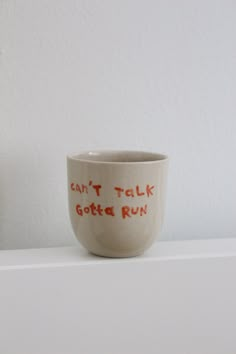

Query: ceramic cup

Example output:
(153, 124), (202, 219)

(67, 150), (168, 258)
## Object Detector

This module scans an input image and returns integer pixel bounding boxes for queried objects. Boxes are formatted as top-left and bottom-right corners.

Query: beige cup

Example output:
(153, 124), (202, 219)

(67, 150), (168, 257)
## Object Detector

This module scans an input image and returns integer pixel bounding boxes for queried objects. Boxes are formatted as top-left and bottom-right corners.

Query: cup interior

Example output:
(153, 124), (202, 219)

(68, 150), (167, 163)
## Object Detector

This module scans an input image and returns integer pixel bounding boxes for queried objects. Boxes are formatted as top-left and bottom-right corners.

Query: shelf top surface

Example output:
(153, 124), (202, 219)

(0, 238), (236, 270)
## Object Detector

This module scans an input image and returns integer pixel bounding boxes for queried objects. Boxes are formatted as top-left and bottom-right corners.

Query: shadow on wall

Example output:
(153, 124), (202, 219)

(0, 151), (74, 250)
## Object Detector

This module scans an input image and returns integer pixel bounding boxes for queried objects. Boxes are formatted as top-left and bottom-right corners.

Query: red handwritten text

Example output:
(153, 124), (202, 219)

(114, 185), (154, 198)
(71, 181), (102, 196)
(121, 204), (147, 219)
(76, 203), (115, 217)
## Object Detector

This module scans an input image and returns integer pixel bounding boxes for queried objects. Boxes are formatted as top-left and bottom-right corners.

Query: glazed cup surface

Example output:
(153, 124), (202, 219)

(67, 150), (168, 257)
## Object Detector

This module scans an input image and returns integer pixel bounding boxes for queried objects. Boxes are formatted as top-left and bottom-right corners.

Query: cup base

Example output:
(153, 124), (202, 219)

(88, 249), (146, 258)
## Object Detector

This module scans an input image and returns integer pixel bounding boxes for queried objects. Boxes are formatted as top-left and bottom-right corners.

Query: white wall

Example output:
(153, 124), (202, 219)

(0, 0), (236, 249)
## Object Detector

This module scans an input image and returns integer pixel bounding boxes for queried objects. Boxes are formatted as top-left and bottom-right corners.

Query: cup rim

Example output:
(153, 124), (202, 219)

(67, 149), (168, 165)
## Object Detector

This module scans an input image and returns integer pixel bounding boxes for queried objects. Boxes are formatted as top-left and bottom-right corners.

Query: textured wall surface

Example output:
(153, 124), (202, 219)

(0, 0), (236, 249)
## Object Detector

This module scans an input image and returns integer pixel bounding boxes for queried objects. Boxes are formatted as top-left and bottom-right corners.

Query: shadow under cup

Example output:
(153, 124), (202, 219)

(67, 150), (168, 258)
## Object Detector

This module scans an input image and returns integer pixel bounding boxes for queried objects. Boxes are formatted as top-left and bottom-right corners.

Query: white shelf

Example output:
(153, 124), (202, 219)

(1, 238), (236, 269)
(0, 239), (236, 354)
